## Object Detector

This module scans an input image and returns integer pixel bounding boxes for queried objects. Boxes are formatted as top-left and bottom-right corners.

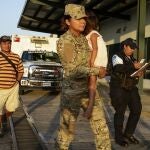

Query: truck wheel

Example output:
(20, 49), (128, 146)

(51, 89), (60, 95)
(20, 89), (25, 95)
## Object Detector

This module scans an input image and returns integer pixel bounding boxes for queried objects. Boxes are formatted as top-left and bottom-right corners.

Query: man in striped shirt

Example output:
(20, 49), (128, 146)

(0, 35), (24, 137)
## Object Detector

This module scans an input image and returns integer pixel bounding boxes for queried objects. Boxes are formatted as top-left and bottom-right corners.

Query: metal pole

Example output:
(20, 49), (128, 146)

(137, 0), (146, 93)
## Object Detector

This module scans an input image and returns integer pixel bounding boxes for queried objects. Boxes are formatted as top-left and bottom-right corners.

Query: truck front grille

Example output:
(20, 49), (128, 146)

(29, 65), (62, 80)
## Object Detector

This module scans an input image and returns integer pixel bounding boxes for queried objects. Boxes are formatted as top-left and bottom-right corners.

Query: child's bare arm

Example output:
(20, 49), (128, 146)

(83, 75), (97, 119)
(90, 33), (99, 67)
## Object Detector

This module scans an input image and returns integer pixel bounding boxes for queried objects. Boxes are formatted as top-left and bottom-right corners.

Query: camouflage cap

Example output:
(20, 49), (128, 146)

(64, 4), (87, 19)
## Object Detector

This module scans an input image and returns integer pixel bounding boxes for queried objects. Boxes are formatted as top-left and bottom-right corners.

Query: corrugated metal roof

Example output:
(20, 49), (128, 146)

(18, 0), (138, 35)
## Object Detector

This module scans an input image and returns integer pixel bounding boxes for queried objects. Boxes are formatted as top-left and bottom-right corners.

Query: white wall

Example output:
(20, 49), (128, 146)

(100, 2), (150, 45)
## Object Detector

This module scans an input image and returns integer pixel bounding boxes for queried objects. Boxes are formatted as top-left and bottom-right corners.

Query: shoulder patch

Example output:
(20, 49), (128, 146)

(112, 55), (123, 66)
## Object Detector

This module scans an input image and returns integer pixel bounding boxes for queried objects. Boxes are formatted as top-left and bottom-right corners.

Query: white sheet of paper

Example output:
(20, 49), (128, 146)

(130, 62), (150, 77)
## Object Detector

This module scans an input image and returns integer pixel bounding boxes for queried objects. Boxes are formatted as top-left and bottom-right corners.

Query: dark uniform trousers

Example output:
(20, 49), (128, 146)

(110, 85), (142, 140)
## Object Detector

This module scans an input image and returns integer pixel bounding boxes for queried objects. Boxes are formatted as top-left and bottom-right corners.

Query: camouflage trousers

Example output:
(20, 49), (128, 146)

(55, 91), (111, 150)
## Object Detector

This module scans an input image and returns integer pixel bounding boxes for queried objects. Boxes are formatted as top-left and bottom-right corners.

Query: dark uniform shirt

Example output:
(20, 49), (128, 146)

(110, 51), (138, 88)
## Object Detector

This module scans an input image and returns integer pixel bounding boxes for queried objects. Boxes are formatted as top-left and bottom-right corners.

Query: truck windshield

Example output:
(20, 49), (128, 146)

(22, 51), (60, 63)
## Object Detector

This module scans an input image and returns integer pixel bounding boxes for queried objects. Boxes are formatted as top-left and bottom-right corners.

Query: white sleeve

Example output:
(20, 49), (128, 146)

(112, 55), (123, 67)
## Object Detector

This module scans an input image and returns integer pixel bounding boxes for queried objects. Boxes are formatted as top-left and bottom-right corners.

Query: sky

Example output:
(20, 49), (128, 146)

(0, 0), (49, 37)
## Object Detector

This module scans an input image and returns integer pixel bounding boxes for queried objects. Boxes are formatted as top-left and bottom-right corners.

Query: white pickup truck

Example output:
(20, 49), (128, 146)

(11, 34), (63, 93)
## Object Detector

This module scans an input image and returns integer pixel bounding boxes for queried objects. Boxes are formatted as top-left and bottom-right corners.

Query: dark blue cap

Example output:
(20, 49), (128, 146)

(0, 35), (11, 42)
(121, 38), (138, 49)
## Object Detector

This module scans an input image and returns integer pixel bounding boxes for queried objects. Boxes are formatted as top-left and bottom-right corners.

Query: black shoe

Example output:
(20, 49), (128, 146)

(2, 114), (8, 132)
(124, 135), (139, 144)
(2, 123), (8, 132)
(115, 139), (129, 147)
(0, 125), (4, 137)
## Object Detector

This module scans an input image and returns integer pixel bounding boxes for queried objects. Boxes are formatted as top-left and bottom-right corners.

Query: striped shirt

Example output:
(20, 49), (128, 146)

(0, 51), (24, 88)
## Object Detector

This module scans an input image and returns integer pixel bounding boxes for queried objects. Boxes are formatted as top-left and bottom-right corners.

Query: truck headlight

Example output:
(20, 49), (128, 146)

(23, 67), (28, 77)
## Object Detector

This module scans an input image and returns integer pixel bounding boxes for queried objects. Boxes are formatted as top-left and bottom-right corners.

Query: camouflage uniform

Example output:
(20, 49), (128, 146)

(55, 30), (111, 150)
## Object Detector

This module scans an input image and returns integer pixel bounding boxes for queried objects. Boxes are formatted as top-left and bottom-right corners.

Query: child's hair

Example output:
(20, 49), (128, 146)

(60, 15), (72, 32)
(83, 11), (99, 35)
